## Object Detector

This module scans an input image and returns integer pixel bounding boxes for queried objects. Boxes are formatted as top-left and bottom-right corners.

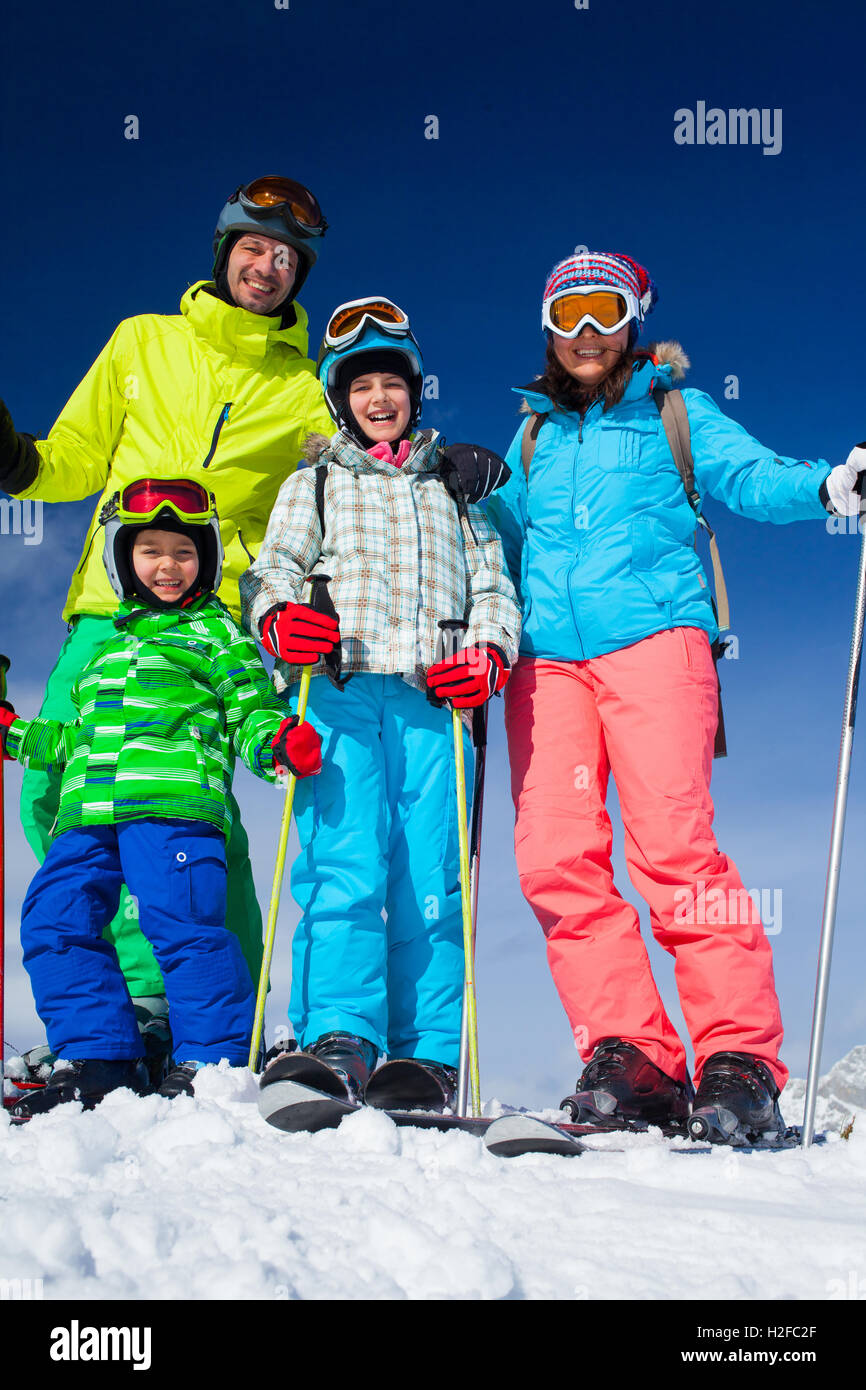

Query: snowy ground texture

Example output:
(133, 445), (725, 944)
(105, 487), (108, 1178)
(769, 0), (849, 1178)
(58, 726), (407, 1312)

(2, 1048), (865, 1301)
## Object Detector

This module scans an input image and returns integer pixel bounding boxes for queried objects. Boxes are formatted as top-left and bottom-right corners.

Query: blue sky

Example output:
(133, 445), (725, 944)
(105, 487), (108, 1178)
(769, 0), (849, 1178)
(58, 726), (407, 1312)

(1, 0), (864, 1105)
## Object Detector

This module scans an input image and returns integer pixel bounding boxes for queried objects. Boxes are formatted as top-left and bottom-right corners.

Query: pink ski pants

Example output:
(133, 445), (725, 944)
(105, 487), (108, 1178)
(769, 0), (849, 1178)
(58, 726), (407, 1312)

(504, 628), (786, 1090)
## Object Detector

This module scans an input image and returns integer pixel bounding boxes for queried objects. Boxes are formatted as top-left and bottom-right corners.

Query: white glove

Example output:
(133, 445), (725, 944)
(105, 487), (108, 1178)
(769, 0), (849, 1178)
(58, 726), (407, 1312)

(825, 445), (866, 516)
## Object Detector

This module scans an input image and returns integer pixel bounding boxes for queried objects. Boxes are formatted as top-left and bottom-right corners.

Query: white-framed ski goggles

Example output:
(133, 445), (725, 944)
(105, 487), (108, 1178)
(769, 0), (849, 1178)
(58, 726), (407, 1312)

(542, 286), (640, 338)
(323, 297), (411, 350)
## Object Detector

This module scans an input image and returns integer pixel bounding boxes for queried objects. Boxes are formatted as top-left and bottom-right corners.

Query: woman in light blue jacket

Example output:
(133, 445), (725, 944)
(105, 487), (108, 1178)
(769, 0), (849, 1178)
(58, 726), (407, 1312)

(487, 250), (862, 1144)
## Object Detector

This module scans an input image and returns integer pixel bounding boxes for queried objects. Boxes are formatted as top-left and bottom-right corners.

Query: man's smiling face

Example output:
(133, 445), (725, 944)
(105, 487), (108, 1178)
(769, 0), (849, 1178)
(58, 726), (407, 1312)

(226, 234), (298, 314)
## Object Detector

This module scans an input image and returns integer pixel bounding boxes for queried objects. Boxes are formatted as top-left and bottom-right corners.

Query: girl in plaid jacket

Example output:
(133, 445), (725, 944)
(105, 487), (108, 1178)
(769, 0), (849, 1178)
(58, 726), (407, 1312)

(241, 297), (521, 1108)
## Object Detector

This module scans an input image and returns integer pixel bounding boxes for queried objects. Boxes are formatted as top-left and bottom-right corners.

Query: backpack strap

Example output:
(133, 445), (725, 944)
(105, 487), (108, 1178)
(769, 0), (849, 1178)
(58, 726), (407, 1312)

(653, 387), (730, 758)
(314, 462), (328, 540)
(521, 412), (548, 477)
(307, 469), (350, 692)
(653, 387), (730, 634)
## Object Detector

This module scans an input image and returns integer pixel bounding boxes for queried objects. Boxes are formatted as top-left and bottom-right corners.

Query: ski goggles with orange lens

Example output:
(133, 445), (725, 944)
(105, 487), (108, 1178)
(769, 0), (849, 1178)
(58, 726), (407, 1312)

(234, 176), (327, 238)
(100, 479), (216, 528)
(542, 287), (639, 338)
(323, 297), (411, 350)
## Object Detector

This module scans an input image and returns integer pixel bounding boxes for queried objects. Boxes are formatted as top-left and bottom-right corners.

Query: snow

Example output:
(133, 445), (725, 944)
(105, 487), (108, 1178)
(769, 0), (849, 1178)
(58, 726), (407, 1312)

(2, 1050), (865, 1301)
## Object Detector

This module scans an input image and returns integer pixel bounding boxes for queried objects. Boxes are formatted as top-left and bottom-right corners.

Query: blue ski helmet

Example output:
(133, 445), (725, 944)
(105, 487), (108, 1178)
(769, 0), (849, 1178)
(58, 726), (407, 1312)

(317, 297), (425, 439)
(212, 176), (327, 303)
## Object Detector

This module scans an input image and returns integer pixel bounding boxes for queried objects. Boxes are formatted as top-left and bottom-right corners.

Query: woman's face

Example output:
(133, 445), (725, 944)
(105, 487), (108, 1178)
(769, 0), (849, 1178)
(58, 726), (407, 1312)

(551, 322), (632, 388)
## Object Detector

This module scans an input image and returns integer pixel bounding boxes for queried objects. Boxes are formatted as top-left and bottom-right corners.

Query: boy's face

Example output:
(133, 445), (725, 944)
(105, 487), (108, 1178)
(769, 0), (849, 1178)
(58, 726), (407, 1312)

(131, 528), (199, 603)
(348, 372), (411, 444)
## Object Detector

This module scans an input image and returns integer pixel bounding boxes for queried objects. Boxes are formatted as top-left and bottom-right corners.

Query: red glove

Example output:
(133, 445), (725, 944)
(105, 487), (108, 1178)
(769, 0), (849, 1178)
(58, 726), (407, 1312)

(0, 702), (18, 761)
(425, 644), (511, 708)
(260, 603), (340, 664)
(270, 716), (322, 778)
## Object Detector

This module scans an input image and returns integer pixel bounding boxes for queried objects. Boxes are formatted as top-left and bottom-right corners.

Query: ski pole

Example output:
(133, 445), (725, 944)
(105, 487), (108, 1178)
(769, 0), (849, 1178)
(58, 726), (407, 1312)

(436, 620), (482, 1117)
(247, 574), (336, 1071)
(802, 499), (866, 1147)
(0, 655), (9, 1098)
(248, 663), (312, 1071)
(457, 703), (487, 1117)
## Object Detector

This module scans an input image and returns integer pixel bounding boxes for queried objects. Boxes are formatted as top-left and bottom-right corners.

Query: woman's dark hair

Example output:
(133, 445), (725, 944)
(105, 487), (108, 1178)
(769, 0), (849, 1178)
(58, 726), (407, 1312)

(530, 336), (655, 415)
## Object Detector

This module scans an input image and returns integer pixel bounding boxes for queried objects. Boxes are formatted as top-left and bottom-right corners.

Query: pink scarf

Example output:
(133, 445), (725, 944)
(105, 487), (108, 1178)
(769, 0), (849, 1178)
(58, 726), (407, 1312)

(367, 439), (412, 468)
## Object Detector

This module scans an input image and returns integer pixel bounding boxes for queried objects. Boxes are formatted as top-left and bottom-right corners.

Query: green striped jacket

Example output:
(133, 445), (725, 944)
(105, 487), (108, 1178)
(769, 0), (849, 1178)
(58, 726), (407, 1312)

(6, 596), (287, 838)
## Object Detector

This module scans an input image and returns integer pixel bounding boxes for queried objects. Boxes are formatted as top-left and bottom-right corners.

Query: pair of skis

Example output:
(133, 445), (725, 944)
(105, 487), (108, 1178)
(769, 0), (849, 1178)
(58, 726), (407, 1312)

(256, 1050), (802, 1157)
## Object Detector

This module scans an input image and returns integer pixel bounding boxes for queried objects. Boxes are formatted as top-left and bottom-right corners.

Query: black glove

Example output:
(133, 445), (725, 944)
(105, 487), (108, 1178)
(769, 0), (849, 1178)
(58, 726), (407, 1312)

(439, 443), (511, 503)
(0, 400), (41, 496)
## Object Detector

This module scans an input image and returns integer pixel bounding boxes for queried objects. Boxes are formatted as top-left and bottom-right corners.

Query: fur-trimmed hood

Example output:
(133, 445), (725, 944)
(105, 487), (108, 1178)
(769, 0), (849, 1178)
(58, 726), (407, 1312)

(648, 340), (690, 381)
(303, 432), (334, 465)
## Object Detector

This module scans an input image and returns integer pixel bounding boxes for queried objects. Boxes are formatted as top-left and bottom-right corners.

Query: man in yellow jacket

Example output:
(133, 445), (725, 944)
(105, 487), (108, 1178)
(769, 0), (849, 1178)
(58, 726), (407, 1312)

(0, 175), (335, 1075)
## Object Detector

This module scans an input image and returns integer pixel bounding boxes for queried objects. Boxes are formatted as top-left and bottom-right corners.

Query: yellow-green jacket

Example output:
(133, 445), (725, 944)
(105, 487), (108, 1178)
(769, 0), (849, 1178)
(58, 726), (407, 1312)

(13, 282), (334, 620)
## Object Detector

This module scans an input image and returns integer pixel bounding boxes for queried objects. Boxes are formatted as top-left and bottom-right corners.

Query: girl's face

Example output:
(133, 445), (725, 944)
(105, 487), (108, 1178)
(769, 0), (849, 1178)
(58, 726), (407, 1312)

(131, 528), (199, 602)
(551, 322), (631, 389)
(348, 372), (411, 443)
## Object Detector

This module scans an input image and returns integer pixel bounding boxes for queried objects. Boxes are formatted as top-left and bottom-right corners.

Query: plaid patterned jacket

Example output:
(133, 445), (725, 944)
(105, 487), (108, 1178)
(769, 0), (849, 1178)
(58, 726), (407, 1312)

(239, 428), (521, 694)
(5, 595), (287, 838)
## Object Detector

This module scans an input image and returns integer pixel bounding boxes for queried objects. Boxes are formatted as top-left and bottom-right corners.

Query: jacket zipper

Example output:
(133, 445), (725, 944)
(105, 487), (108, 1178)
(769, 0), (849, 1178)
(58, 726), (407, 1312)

(202, 404), (232, 469)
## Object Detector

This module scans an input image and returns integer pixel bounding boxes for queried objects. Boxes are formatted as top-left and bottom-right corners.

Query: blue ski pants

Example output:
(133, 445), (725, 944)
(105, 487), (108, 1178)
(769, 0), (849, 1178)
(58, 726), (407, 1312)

(288, 674), (472, 1065)
(20, 819), (255, 1064)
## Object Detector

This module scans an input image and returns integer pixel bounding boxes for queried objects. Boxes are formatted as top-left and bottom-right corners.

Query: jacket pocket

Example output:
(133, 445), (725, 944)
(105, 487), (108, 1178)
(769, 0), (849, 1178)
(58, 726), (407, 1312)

(202, 403), (232, 469)
(173, 838), (227, 924)
(189, 725), (210, 793)
(628, 515), (676, 615)
(597, 417), (663, 473)
(629, 517), (715, 620)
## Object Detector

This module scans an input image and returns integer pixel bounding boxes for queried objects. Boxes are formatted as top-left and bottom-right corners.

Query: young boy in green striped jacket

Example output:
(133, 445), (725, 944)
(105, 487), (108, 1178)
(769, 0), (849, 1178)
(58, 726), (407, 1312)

(0, 480), (322, 1120)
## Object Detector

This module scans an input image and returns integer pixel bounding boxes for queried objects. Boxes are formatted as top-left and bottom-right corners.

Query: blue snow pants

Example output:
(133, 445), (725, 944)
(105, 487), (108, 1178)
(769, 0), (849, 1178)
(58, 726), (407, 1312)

(288, 674), (472, 1065)
(20, 819), (255, 1064)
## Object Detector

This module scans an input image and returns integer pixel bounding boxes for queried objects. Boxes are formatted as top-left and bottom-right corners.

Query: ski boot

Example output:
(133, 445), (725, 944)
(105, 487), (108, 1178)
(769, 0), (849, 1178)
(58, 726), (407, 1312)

(6, 1000), (172, 1098)
(158, 1061), (204, 1099)
(8, 1058), (149, 1123)
(132, 996), (173, 1090)
(688, 1052), (786, 1145)
(365, 1059), (459, 1112)
(561, 1038), (693, 1130)
(260, 1031), (379, 1103)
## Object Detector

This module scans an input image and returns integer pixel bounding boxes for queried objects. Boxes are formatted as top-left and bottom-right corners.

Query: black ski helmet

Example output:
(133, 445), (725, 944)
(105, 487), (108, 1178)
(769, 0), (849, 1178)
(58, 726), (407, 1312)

(212, 175), (327, 305)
